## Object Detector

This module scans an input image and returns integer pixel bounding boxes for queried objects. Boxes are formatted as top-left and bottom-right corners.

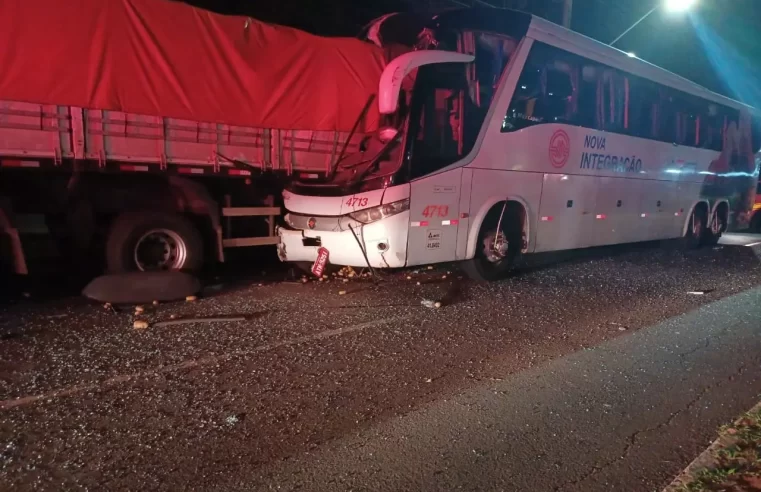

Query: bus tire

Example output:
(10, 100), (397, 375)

(702, 206), (726, 247)
(462, 205), (523, 282)
(682, 205), (708, 249)
(106, 211), (204, 273)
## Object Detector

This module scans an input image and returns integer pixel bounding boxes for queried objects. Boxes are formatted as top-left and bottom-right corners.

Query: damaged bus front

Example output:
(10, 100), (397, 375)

(277, 50), (474, 270)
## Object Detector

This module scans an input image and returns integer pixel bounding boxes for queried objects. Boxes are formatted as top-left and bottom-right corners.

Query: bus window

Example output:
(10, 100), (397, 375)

(407, 63), (472, 179)
(752, 114), (761, 154)
(502, 43), (576, 132)
(627, 77), (659, 140)
(699, 103), (723, 151)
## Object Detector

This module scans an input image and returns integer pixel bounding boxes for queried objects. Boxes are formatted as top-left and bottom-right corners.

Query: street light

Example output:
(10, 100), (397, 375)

(610, 0), (697, 46)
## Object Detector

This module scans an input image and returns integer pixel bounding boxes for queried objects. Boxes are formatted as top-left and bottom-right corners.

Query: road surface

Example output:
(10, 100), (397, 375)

(1, 236), (761, 490)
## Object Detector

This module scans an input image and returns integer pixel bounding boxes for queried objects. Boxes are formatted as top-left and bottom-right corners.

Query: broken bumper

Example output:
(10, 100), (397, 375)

(277, 211), (409, 268)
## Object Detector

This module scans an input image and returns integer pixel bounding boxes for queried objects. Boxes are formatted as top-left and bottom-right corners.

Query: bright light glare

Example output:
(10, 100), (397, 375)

(627, 52), (636, 58)
(664, 0), (697, 13)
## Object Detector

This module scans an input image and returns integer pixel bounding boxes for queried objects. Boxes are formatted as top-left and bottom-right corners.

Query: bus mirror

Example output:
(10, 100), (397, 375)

(378, 50), (475, 115)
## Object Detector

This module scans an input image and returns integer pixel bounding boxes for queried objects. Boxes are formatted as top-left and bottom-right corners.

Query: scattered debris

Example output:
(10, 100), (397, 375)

(421, 299), (442, 309)
(687, 289), (715, 295)
(338, 290), (347, 296)
(134, 306), (144, 314)
(185, 295), (198, 302)
(225, 415), (240, 426)
(133, 320), (149, 330)
(153, 316), (246, 328)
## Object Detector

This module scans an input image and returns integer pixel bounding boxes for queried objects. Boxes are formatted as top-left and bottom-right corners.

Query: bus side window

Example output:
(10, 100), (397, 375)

(502, 43), (577, 132)
(698, 103), (723, 151)
(752, 115), (761, 154)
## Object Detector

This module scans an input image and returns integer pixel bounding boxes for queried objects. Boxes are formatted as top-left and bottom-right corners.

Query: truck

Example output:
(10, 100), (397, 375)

(0, 0), (387, 277)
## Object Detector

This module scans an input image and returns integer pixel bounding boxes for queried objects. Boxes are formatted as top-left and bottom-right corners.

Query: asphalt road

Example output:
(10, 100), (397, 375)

(2, 236), (761, 491)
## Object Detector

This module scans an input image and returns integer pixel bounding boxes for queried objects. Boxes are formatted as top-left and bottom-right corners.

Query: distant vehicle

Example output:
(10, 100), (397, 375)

(278, 7), (761, 280)
(0, 0), (385, 276)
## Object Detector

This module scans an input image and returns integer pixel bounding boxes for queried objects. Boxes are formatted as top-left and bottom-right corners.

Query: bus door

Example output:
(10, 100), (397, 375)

(407, 169), (463, 266)
(404, 69), (470, 266)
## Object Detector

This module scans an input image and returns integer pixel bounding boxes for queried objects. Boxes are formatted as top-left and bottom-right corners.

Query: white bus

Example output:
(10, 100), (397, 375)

(277, 8), (761, 280)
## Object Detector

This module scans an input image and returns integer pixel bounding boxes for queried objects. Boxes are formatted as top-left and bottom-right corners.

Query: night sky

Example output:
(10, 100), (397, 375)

(181, 0), (761, 105)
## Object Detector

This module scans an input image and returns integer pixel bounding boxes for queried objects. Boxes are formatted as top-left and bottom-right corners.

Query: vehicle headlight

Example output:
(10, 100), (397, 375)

(348, 199), (409, 224)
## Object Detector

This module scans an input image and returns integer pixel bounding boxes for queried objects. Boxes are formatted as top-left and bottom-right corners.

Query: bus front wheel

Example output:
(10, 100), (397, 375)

(462, 205), (523, 282)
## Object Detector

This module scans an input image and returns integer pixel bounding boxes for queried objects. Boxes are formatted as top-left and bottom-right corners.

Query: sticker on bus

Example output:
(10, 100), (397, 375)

(426, 229), (441, 249)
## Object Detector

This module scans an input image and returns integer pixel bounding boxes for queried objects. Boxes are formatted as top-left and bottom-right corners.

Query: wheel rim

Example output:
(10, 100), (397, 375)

(482, 229), (509, 264)
(710, 212), (722, 235)
(134, 229), (188, 271)
(691, 212), (702, 237)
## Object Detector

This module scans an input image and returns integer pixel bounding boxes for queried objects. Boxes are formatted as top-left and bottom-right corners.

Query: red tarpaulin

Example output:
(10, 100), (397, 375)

(0, 0), (386, 132)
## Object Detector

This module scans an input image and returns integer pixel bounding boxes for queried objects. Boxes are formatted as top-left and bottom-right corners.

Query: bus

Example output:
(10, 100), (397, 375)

(276, 7), (761, 281)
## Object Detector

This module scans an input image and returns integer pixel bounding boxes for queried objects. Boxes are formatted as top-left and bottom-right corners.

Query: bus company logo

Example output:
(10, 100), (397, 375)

(549, 130), (570, 168)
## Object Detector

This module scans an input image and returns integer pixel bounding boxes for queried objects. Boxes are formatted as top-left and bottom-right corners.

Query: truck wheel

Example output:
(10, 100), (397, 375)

(462, 207), (522, 281)
(106, 211), (204, 273)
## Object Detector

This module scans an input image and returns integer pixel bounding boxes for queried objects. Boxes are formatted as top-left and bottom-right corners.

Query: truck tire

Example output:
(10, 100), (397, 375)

(105, 211), (204, 273)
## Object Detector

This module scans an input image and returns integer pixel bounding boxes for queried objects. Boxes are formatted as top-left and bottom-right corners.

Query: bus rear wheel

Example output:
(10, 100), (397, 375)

(682, 206), (708, 249)
(702, 207), (726, 247)
(462, 205), (523, 281)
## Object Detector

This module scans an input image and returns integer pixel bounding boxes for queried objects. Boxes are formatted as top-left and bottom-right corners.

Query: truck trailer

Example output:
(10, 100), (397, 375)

(0, 0), (386, 276)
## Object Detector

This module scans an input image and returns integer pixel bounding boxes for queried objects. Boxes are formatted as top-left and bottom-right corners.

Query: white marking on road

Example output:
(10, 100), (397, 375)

(0, 316), (409, 411)
(745, 241), (761, 247)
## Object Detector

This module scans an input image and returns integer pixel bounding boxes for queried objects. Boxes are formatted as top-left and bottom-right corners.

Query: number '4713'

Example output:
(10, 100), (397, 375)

(345, 197), (369, 207)
(422, 205), (449, 218)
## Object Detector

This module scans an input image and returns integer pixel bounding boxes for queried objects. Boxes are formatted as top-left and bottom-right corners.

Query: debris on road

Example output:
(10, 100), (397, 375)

(687, 289), (716, 295)
(82, 271), (202, 304)
(185, 295), (198, 302)
(421, 299), (442, 309)
(153, 316), (247, 328)
(133, 320), (149, 330)
(134, 306), (145, 314)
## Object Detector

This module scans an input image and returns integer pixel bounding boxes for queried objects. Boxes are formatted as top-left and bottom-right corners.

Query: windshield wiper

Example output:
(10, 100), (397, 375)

(329, 95), (376, 180)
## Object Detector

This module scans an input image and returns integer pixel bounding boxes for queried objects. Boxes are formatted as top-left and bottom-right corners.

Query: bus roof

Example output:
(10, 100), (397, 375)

(430, 7), (754, 113)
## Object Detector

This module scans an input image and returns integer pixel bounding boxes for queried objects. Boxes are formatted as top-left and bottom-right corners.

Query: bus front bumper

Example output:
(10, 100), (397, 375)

(276, 212), (409, 269)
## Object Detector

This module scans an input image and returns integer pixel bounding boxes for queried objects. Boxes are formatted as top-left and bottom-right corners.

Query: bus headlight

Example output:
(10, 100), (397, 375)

(348, 198), (409, 224)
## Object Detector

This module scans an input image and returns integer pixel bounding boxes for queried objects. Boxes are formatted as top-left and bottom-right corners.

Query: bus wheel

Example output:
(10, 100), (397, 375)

(106, 211), (204, 273)
(462, 206), (522, 281)
(682, 206), (707, 249)
(702, 207), (726, 246)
